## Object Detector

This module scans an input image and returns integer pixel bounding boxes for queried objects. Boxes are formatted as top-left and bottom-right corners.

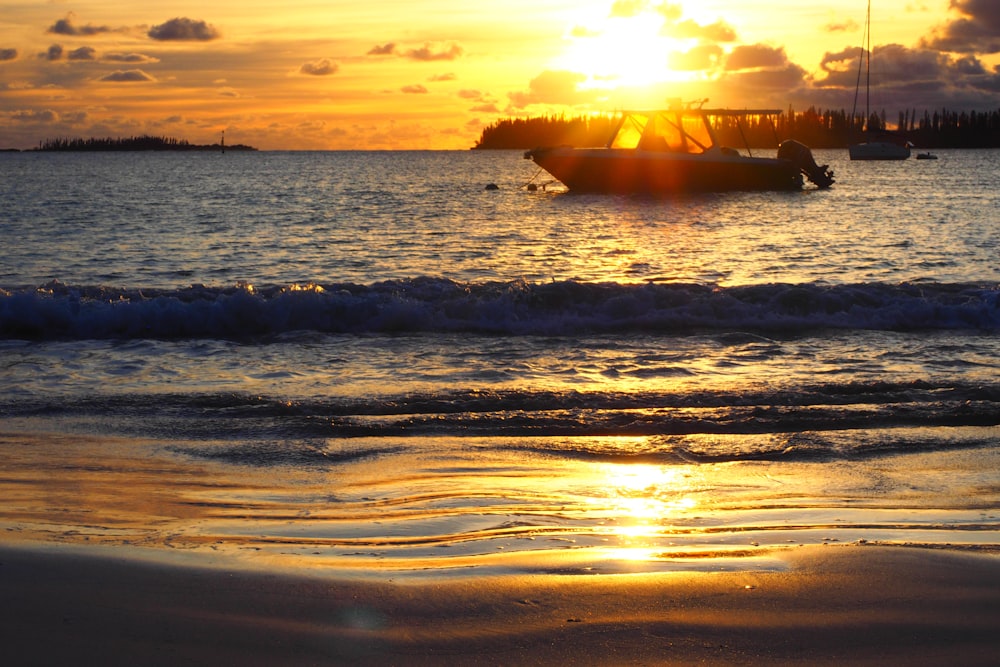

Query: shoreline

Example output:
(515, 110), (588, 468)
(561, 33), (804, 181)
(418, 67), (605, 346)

(2, 543), (998, 665)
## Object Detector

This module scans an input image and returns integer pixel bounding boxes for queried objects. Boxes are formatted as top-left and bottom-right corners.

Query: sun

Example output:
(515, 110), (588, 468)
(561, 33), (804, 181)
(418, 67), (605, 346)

(553, 8), (700, 90)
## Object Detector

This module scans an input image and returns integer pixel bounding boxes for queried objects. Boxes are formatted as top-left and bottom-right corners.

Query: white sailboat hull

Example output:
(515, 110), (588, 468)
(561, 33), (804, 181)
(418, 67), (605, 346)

(849, 141), (910, 161)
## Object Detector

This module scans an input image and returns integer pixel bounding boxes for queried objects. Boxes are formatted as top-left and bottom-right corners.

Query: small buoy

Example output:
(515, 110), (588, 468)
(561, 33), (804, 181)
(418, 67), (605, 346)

(485, 183), (499, 190)
(526, 183), (538, 191)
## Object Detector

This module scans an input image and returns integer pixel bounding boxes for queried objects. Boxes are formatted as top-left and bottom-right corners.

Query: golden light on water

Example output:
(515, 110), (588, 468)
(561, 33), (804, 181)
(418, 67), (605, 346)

(597, 462), (699, 541)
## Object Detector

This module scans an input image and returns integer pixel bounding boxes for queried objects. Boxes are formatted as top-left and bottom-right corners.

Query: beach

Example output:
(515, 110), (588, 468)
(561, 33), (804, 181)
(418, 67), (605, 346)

(2, 149), (999, 665)
(2, 543), (998, 665)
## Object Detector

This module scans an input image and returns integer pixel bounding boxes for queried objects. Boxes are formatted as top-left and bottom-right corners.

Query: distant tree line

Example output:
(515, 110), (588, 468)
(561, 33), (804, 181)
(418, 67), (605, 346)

(473, 108), (1000, 150)
(35, 135), (256, 151)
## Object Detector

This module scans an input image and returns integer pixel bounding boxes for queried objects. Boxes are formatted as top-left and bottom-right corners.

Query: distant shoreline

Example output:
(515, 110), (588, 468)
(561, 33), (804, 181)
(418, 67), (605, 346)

(25, 135), (256, 152)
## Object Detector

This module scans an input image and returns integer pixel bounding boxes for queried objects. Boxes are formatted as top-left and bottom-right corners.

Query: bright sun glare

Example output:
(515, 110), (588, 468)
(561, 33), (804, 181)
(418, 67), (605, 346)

(555, 7), (700, 89)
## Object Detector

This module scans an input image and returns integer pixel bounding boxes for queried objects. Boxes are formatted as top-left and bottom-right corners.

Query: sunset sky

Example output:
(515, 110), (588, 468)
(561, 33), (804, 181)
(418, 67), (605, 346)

(2, 1), (999, 149)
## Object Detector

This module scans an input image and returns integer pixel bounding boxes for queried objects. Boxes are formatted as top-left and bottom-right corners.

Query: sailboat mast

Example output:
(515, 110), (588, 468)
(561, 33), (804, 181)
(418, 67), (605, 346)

(865, 0), (871, 131)
(851, 0), (872, 134)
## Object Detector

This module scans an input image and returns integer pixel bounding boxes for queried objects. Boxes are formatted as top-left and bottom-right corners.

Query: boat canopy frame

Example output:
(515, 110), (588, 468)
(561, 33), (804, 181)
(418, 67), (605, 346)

(605, 106), (785, 156)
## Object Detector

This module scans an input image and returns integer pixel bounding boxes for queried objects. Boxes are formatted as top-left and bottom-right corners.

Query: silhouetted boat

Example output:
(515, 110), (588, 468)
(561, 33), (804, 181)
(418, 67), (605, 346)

(523, 103), (833, 193)
(916, 152), (938, 160)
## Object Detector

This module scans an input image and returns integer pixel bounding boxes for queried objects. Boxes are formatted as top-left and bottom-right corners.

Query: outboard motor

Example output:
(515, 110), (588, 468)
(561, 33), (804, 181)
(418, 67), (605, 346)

(778, 140), (834, 189)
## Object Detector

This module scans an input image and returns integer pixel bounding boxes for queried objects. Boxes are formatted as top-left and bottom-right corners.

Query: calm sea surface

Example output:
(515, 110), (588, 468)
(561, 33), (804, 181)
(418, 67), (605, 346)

(1, 149), (999, 576)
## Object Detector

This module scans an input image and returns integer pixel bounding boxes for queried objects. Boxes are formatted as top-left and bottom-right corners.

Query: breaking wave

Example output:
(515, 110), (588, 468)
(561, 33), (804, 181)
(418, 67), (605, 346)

(1, 278), (998, 340)
(4, 382), (998, 462)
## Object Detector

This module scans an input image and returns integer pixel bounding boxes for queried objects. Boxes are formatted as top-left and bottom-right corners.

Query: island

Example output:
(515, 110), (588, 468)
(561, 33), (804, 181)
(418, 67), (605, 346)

(473, 107), (1000, 150)
(32, 135), (256, 152)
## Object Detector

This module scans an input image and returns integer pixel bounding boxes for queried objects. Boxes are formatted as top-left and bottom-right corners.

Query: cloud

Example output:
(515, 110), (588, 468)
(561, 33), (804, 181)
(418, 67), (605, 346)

(429, 73), (456, 82)
(367, 43), (396, 56)
(665, 19), (737, 42)
(724, 63), (808, 92)
(819, 44), (952, 89)
(11, 109), (59, 123)
(99, 69), (156, 82)
(824, 20), (859, 33)
(609, 0), (647, 18)
(725, 44), (790, 71)
(508, 70), (595, 108)
(458, 89), (483, 100)
(404, 43), (463, 61)
(104, 53), (159, 64)
(401, 84), (428, 94)
(0, 48), (17, 61)
(68, 47), (97, 61)
(470, 103), (500, 113)
(921, 0), (1000, 53)
(148, 18), (220, 42)
(299, 59), (338, 76)
(47, 15), (113, 37)
(668, 44), (723, 71)
(41, 44), (63, 61)
(806, 41), (1000, 111)
(656, 3), (684, 21)
(570, 25), (601, 38)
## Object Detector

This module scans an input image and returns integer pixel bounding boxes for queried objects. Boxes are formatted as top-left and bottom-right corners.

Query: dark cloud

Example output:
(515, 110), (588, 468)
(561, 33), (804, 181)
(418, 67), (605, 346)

(148, 18), (220, 42)
(41, 44), (63, 61)
(401, 84), (428, 94)
(68, 47), (97, 61)
(47, 15), (113, 37)
(807, 41), (1000, 112)
(921, 0), (1000, 53)
(954, 54), (987, 75)
(724, 63), (808, 92)
(0, 48), (17, 61)
(367, 43), (396, 56)
(405, 43), (463, 61)
(508, 70), (595, 108)
(726, 44), (789, 71)
(861, 44), (951, 85)
(99, 69), (156, 82)
(299, 59), (338, 76)
(12, 109), (59, 123)
(104, 53), (159, 64)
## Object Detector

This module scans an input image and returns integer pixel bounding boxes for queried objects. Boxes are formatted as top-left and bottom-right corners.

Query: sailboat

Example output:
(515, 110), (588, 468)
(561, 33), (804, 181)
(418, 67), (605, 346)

(849, 0), (910, 160)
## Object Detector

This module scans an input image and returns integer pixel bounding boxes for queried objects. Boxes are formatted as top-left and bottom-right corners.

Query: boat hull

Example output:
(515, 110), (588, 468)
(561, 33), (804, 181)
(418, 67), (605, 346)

(849, 141), (910, 160)
(526, 147), (803, 193)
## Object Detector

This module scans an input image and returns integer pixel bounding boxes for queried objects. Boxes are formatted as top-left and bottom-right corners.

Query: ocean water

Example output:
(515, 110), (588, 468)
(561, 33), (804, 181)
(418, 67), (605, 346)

(1, 149), (999, 577)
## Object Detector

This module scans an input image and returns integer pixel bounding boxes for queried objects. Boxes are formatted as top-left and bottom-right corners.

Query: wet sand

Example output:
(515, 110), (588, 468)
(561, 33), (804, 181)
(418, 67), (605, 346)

(1, 543), (998, 666)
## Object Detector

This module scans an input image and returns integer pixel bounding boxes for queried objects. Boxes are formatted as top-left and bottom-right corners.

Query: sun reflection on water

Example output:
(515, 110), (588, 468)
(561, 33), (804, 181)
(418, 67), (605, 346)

(594, 462), (701, 557)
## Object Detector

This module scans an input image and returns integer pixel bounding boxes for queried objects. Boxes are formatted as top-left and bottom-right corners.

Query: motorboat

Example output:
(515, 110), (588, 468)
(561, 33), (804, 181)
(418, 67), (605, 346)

(523, 103), (834, 193)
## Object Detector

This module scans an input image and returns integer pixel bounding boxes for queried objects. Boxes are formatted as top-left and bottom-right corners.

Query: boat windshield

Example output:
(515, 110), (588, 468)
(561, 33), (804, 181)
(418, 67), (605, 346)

(610, 111), (713, 154)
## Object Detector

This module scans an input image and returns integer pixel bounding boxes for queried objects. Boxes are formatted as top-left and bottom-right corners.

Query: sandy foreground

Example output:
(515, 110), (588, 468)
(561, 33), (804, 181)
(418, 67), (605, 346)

(1, 544), (998, 666)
